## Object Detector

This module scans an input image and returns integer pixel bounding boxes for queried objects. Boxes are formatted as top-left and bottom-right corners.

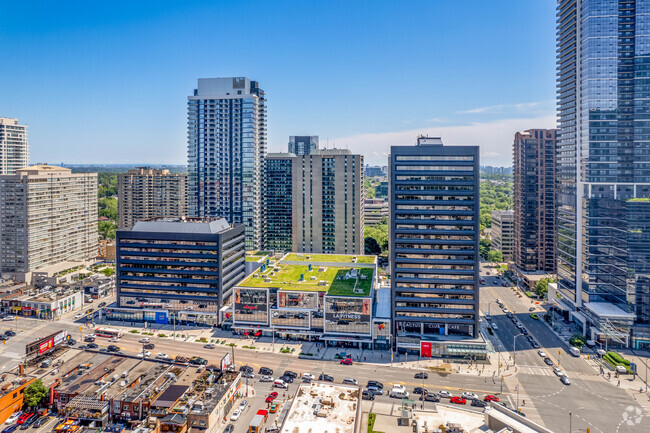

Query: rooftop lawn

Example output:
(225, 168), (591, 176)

(282, 253), (375, 264)
(239, 264), (373, 296)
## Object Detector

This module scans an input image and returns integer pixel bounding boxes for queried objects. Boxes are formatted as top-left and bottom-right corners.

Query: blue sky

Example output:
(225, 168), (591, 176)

(0, 1), (557, 166)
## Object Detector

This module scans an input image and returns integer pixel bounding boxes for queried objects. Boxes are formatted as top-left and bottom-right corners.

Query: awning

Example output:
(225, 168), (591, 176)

(447, 347), (488, 354)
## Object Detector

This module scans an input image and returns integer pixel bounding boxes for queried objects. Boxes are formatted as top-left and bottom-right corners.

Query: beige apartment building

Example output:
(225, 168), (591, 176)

(491, 209), (514, 262)
(0, 165), (98, 282)
(0, 117), (29, 175)
(118, 167), (187, 230)
(293, 149), (364, 255)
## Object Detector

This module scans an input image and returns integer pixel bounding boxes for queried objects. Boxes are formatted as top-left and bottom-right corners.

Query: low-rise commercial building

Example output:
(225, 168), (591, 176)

(491, 210), (514, 262)
(0, 287), (83, 319)
(0, 371), (36, 424)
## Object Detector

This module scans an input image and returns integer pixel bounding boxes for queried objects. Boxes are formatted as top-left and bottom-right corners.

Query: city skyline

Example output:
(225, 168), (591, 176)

(0, 1), (555, 166)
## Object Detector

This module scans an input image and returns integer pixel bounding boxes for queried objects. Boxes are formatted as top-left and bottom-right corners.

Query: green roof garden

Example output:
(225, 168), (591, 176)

(238, 263), (374, 296)
(282, 253), (376, 264)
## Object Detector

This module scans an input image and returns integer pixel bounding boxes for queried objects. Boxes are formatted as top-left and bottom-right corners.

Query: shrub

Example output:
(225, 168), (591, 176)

(300, 352), (314, 356)
(129, 329), (139, 333)
(197, 337), (207, 343)
(158, 333), (167, 338)
(228, 343), (236, 347)
(524, 291), (535, 298)
(569, 333), (587, 348)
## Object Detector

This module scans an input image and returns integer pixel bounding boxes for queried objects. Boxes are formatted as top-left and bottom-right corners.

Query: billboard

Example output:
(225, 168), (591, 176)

(26, 330), (68, 358)
(220, 353), (231, 371)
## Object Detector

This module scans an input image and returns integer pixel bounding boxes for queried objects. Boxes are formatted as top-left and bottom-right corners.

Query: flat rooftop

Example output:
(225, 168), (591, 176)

(280, 382), (359, 433)
(131, 217), (231, 234)
(239, 264), (373, 297)
(282, 253), (375, 264)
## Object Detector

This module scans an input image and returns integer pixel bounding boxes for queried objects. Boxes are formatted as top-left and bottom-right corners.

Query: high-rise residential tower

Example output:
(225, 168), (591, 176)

(187, 77), (266, 250)
(557, 0), (650, 348)
(389, 137), (480, 348)
(288, 136), (318, 155)
(118, 167), (188, 230)
(0, 117), (28, 175)
(263, 153), (295, 251)
(293, 149), (364, 255)
(513, 129), (557, 272)
(0, 165), (98, 282)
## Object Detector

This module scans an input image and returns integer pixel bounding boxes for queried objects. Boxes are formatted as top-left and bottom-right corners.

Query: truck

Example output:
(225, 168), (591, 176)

(249, 410), (268, 433)
(569, 346), (581, 357)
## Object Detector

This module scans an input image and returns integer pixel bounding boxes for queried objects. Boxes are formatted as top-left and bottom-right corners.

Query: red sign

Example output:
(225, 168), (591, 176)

(420, 341), (432, 358)
(39, 338), (54, 354)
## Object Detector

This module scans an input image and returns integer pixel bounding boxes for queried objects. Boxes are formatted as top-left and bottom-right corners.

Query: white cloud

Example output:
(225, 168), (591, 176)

(457, 100), (554, 114)
(332, 114), (557, 166)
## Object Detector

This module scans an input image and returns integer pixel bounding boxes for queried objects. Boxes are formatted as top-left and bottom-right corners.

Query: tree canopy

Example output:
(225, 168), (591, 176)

(23, 380), (48, 408)
(364, 223), (388, 255)
(487, 249), (503, 263)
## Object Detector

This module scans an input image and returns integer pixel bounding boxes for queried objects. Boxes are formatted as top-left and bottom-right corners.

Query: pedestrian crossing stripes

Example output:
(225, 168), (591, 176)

(517, 365), (556, 376)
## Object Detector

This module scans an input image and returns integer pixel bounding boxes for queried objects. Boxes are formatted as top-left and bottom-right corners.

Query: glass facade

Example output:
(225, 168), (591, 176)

(187, 78), (266, 250)
(324, 297), (372, 335)
(390, 139), (480, 341)
(233, 288), (270, 324)
(263, 155), (294, 251)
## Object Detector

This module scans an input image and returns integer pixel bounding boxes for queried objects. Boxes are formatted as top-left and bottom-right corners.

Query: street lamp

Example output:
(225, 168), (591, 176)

(569, 407), (584, 433)
(513, 333), (525, 367)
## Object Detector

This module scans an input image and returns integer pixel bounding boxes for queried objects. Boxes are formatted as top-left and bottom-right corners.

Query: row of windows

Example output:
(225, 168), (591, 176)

(395, 155), (474, 161)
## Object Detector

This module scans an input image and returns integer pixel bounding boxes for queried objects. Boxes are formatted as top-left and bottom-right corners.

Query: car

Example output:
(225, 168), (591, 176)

(230, 409), (242, 421)
(484, 395), (499, 402)
(137, 350), (151, 358)
(108, 337), (120, 343)
(155, 352), (169, 359)
(2, 317), (13, 321)
(561, 376), (571, 385)
(553, 367), (565, 376)
(496, 299), (502, 304)
(189, 357), (207, 365)
(438, 390), (452, 398)
(421, 394), (440, 402)
(340, 358), (353, 365)
(240, 365), (254, 373)
(414, 372), (428, 379)
(319, 374), (334, 382)
(4, 330), (16, 337)
(367, 381), (384, 389)
(259, 367), (273, 375)
(367, 386), (383, 395)
(17, 413), (33, 425)
(413, 387), (427, 395)
(32, 417), (47, 428)
(74, 313), (84, 319)
(224, 425), (234, 433)
(502, 308), (509, 314)
(279, 375), (294, 383)
(260, 375), (274, 382)
(527, 335), (535, 342)
(544, 357), (554, 366)
(471, 399), (487, 407)
(67, 339), (76, 346)
(84, 335), (95, 342)
(450, 397), (466, 405)
(239, 400), (248, 410)
(522, 328), (529, 335)
(204, 343), (216, 349)
(283, 371), (298, 378)
(532, 341), (540, 348)
(87, 342), (98, 349)
(529, 307), (535, 312)
(269, 402), (281, 413)
(143, 343), (155, 350)
(362, 390), (375, 400)
(342, 378), (358, 386)
(19, 415), (37, 430)
(492, 323), (499, 330)
(302, 373), (315, 381)
(98, 302), (107, 308)
(502, 282), (508, 287)
(537, 350), (547, 358)
(462, 392), (479, 400)
(392, 384), (406, 392)
(78, 345), (88, 350)
(265, 392), (279, 403)
(2, 425), (18, 433)
(139, 337), (150, 343)
(6, 412), (22, 424)
(242, 371), (255, 378)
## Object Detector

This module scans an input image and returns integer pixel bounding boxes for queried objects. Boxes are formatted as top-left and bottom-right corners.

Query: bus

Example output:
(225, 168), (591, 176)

(94, 327), (123, 338)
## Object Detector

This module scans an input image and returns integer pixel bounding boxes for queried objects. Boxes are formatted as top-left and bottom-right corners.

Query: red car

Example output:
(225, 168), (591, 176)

(450, 397), (466, 405)
(265, 392), (278, 403)
(17, 413), (34, 425)
(340, 358), (354, 365)
(484, 395), (500, 402)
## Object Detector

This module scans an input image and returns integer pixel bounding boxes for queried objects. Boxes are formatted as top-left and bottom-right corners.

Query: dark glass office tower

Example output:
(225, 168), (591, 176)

(263, 153), (295, 251)
(187, 77), (266, 250)
(557, 0), (650, 348)
(389, 137), (480, 350)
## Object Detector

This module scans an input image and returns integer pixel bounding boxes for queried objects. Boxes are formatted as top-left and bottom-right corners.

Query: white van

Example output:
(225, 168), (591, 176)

(274, 379), (288, 389)
(390, 387), (409, 399)
(569, 346), (581, 357)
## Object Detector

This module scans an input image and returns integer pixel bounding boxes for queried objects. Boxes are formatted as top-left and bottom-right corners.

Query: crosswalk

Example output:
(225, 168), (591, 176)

(516, 365), (557, 376)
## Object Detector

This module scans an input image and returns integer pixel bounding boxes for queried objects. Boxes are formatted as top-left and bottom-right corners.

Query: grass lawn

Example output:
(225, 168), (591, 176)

(283, 253), (375, 264)
(240, 264), (373, 296)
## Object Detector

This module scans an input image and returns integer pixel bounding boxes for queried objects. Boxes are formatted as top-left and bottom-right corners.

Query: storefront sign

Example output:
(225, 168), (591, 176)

(420, 341), (432, 358)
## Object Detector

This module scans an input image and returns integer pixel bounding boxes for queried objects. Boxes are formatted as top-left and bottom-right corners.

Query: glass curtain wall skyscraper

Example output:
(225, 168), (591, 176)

(187, 77), (266, 250)
(557, 0), (650, 348)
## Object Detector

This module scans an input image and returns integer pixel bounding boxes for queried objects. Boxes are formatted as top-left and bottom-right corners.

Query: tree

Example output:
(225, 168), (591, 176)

(487, 250), (503, 263)
(99, 197), (118, 221)
(569, 333), (587, 348)
(479, 238), (491, 258)
(98, 220), (117, 240)
(535, 277), (552, 298)
(364, 237), (381, 255)
(23, 380), (48, 408)
(364, 223), (388, 254)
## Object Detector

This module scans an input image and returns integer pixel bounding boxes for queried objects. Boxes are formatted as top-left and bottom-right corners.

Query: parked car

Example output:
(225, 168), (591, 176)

(19, 415), (37, 430)
(462, 392), (479, 400)
(6, 412), (22, 424)
(283, 371), (297, 378)
(362, 390), (375, 400)
(230, 409), (241, 421)
(319, 374), (334, 382)
(340, 358), (353, 365)
(17, 413), (34, 425)
(32, 417), (48, 428)
(224, 425), (234, 433)
(189, 357), (207, 365)
(270, 403), (280, 413)
(259, 367), (273, 375)
(260, 375), (274, 382)
(414, 372), (428, 379)
(342, 378), (358, 386)
(450, 397), (466, 405)
(471, 399), (487, 407)
(484, 395), (499, 402)
(279, 375), (294, 383)
(367, 385), (383, 395)
(239, 400), (248, 411)
(265, 392), (279, 403)
(2, 425), (18, 433)
(302, 373), (315, 381)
